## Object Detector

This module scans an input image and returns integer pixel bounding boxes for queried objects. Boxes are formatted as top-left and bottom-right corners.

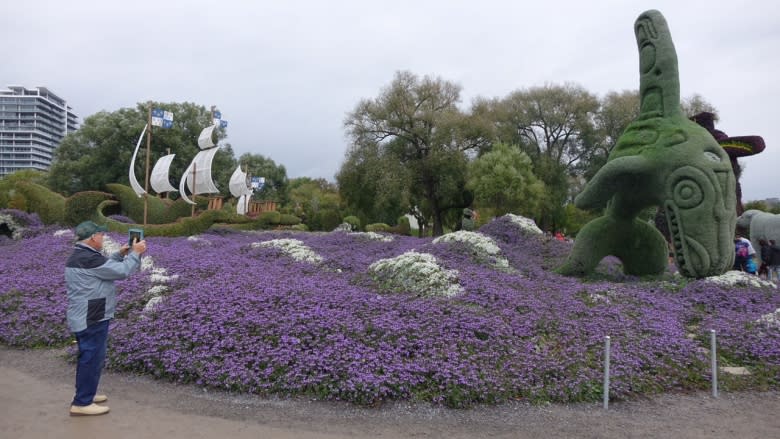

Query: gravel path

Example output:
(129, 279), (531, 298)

(1, 347), (779, 438)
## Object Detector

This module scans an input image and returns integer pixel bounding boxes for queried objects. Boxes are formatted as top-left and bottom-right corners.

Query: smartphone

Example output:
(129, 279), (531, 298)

(128, 228), (144, 246)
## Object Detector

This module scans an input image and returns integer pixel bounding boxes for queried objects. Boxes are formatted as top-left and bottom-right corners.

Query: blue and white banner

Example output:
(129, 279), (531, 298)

(251, 177), (265, 189)
(213, 109), (228, 129)
(151, 108), (174, 128)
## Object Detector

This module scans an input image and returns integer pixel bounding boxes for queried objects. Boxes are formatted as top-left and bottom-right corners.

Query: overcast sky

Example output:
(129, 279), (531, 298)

(3, 0), (778, 200)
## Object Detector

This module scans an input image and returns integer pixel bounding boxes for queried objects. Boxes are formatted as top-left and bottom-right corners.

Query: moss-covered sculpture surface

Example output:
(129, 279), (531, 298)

(558, 10), (736, 278)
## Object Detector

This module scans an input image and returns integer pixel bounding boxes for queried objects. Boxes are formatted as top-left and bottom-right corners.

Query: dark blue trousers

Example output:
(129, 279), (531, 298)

(72, 319), (109, 406)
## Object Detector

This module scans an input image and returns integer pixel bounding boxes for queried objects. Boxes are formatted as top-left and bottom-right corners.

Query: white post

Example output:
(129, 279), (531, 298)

(603, 335), (611, 410)
(710, 329), (718, 398)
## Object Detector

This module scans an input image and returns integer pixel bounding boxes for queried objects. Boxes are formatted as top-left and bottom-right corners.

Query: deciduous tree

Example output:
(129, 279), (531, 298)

(343, 71), (489, 236)
(466, 142), (544, 218)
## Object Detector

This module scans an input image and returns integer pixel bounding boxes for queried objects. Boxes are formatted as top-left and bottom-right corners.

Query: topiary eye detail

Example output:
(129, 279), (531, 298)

(672, 178), (703, 208)
(703, 151), (721, 162)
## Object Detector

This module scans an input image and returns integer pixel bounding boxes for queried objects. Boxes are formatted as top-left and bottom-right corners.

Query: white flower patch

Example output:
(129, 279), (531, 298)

(101, 235), (123, 256)
(756, 308), (780, 327)
(369, 251), (463, 298)
(350, 231), (394, 242)
(588, 292), (612, 305)
(149, 267), (179, 283)
(252, 239), (323, 264)
(54, 229), (74, 238)
(187, 235), (211, 245)
(504, 214), (544, 235)
(433, 231), (509, 268)
(145, 284), (169, 298)
(0, 213), (23, 240)
(706, 271), (777, 289)
(333, 223), (353, 232)
(140, 255), (156, 271)
(143, 296), (164, 313)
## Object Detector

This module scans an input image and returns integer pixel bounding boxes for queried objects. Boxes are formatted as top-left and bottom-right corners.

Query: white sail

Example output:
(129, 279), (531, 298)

(129, 124), (148, 198)
(188, 148), (220, 194)
(229, 165), (251, 198)
(237, 194), (248, 215)
(149, 154), (177, 193)
(197, 125), (218, 150)
(178, 148), (220, 205)
(178, 161), (195, 205)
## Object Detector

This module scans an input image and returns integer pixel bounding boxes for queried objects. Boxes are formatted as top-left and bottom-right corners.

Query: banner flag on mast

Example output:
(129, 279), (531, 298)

(151, 108), (174, 128)
(251, 177), (265, 189)
(212, 110), (228, 128)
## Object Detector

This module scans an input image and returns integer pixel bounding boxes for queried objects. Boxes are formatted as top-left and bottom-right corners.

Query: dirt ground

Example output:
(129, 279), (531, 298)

(1, 347), (779, 439)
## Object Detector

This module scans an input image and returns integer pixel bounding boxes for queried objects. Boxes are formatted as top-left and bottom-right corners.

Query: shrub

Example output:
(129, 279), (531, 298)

(98, 203), (233, 237)
(259, 211), (281, 224)
(343, 215), (361, 231)
(64, 191), (114, 226)
(0, 170), (49, 209)
(107, 214), (136, 224)
(279, 213), (301, 226)
(106, 184), (190, 224)
(167, 197), (196, 222)
(6, 192), (27, 211)
(310, 209), (341, 231)
(15, 182), (65, 225)
(366, 223), (391, 233)
(389, 215), (411, 236)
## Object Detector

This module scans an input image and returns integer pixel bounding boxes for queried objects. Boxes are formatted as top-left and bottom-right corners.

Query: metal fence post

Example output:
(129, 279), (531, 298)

(603, 335), (611, 409)
(710, 329), (718, 398)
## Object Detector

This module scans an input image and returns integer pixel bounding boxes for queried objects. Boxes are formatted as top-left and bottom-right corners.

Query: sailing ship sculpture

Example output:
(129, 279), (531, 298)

(128, 107), (252, 218)
(229, 164), (253, 214)
(179, 124), (221, 205)
(129, 123), (221, 202)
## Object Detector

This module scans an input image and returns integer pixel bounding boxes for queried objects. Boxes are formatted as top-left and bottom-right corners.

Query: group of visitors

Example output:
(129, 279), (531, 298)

(734, 233), (780, 281)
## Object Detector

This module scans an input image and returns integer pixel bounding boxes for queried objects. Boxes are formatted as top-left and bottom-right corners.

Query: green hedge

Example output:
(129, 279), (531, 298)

(0, 170), (49, 209)
(260, 211), (281, 224)
(64, 191), (114, 226)
(98, 202), (234, 237)
(390, 215), (411, 236)
(15, 182), (65, 225)
(343, 215), (361, 231)
(105, 183), (200, 224)
(279, 213), (301, 226)
(366, 223), (391, 233)
(96, 200), (299, 236)
(311, 209), (342, 231)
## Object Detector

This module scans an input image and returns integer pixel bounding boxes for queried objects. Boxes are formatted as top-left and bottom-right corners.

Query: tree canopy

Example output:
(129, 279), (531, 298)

(336, 139), (410, 227)
(466, 142), (544, 218)
(236, 153), (289, 204)
(343, 71), (490, 236)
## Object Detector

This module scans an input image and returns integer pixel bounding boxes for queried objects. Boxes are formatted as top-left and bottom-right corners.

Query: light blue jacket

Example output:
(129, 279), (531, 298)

(65, 243), (141, 333)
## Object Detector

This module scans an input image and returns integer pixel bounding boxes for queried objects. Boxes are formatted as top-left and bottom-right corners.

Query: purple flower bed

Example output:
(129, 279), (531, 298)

(1, 217), (778, 407)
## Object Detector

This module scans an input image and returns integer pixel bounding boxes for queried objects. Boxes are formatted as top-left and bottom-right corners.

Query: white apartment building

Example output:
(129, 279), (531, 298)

(0, 85), (78, 177)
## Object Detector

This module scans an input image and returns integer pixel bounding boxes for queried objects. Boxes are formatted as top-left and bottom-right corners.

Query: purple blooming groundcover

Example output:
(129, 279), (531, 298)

(1, 216), (778, 407)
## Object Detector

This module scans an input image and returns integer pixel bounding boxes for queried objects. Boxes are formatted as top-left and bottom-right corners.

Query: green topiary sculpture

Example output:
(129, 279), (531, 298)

(558, 10), (736, 278)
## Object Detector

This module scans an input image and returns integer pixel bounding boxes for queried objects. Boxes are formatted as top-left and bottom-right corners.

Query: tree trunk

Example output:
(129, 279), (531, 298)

(432, 209), (444, 236)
